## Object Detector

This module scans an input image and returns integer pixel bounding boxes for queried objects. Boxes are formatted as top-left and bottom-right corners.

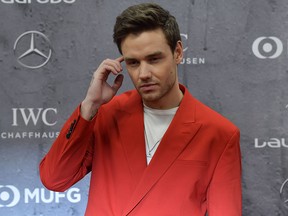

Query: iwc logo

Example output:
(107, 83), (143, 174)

(14, 31), (52, 69)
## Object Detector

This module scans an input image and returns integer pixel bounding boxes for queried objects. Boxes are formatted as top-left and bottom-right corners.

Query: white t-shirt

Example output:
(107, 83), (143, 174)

(143, 104), (178, 164)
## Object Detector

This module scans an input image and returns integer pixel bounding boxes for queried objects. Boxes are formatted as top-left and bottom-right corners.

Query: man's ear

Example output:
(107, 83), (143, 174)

(174, 40), (183, 64)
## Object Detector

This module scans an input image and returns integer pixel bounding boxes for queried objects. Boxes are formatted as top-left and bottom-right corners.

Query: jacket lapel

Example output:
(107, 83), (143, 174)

(122, 86), (202, 215)
(117, 92), (147, 189)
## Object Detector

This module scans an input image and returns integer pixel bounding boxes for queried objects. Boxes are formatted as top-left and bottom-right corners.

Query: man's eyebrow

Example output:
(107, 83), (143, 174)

(124, 51), (163, 61)
(146, 51), (163, 58)
(124, 57), (136, 61)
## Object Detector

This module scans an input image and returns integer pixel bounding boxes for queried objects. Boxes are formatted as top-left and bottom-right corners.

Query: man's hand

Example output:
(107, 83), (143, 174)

(81, 57), (124, 120)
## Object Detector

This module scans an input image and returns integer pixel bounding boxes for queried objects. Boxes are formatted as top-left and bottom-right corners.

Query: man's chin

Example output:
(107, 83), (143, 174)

(141, 93), (160, 104)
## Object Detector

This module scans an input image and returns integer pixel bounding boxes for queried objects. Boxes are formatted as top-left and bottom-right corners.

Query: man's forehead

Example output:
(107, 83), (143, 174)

(120, 29), (168, 48)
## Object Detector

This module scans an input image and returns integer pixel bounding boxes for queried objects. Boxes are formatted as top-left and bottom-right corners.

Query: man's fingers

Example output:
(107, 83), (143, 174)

(116, 56), (124, 63)
(115, 56), (124, 72)
(102, 64), (120, 76)
(92, 57), (124, 85)
(112, 74), (124, 93)
(101, 58), (123, 75)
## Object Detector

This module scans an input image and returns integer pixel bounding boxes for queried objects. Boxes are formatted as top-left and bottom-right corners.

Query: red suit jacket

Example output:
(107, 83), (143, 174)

(39, 85), (242, 215)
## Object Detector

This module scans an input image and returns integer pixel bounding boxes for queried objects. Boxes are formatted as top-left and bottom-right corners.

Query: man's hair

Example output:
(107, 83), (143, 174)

(113, 3), (181, 54)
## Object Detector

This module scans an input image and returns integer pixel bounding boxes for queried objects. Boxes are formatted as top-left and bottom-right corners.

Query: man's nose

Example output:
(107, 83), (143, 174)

(138, 63), (152, 80)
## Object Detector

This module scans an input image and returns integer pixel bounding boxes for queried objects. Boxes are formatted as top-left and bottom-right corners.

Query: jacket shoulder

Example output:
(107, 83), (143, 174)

(191, 95), (239, 133)
(99, 89), (141, 113)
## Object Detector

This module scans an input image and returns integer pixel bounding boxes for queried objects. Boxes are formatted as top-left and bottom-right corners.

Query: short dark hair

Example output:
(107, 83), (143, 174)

(113, 3), (181, 54)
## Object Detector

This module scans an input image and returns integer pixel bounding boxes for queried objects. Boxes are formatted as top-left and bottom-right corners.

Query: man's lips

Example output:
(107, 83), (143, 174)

(139, 83), (157, 91)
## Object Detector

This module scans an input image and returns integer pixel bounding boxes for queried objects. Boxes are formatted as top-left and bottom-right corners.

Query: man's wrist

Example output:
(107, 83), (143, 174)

(81, 100), (100, 121)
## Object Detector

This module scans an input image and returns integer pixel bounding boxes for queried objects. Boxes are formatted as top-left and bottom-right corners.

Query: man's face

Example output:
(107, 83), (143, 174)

(121, 28), (183, 109)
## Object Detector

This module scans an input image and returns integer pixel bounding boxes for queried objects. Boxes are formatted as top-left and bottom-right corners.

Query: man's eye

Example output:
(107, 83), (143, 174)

(127, 61), (139, 66)
(150, 57), (160, 63)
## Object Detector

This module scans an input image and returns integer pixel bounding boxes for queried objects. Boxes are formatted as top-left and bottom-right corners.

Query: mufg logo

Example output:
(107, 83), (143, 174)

(252, 36), (283, 59)
(0, 185), (20, 207)
(0, 185), (81, 207)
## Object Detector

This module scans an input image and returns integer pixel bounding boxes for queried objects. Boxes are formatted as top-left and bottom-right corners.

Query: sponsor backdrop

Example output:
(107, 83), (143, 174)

(0, 0), (287, 215)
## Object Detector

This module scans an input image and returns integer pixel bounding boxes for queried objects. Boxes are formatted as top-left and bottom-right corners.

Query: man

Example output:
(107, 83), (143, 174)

(40, 3), (242, 215)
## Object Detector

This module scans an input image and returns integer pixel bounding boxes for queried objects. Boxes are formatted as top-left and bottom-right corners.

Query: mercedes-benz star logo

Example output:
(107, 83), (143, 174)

(14, 31), (52, 69)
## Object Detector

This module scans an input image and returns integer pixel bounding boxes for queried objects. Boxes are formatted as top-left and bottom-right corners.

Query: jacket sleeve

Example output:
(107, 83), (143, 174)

(207, 129), (242, 215)
(39, 105), (96, 192)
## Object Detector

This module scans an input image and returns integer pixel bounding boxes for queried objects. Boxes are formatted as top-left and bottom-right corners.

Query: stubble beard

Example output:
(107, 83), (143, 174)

(139, 80), (175, 107)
